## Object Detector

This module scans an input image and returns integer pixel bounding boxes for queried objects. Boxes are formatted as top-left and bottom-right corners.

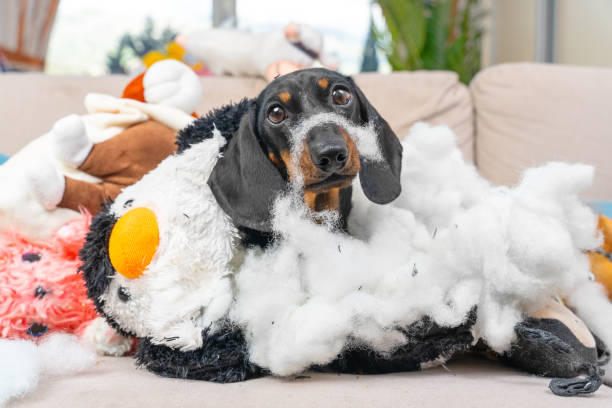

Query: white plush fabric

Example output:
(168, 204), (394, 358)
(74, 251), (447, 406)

(143, 59), (203, 114)
(0, 93), (196, 240)
(100, 131), (238, 351)
(24, 155), (66, 210)
(50, 114), (93, 168)
(80, 317), (133, 357)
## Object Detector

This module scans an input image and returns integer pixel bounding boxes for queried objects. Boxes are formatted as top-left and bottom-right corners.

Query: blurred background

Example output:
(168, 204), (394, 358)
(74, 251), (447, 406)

(1, 0), (611, 82)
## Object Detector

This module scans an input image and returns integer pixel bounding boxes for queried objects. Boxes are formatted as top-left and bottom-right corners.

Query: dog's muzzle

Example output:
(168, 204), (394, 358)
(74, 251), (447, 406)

(307, 124), (349, 173)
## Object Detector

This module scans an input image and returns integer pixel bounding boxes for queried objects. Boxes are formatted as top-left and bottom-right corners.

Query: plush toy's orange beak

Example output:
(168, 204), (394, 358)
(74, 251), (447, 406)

(122, 73), (146, 102)
(109, 207), (159, 279)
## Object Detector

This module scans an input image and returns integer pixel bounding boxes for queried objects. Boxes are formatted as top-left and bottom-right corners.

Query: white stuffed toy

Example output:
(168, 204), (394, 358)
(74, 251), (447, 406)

(176, 22), (338, 81)
(0, 60), (202, 240)
(80, 69), (612, 396)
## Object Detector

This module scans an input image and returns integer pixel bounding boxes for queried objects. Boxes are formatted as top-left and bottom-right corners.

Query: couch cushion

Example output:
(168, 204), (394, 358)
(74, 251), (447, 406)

(353, 71), (474, 161)
(0, 71), (474, 161)
(0, 74), (266, 155)
(471, 63), (612, 200)
(8, 355), (612, 408)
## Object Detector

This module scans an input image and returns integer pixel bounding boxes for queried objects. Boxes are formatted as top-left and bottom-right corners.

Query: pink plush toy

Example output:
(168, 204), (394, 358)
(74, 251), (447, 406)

(0, 213), (132, 355)
(0, 214), (95, 339)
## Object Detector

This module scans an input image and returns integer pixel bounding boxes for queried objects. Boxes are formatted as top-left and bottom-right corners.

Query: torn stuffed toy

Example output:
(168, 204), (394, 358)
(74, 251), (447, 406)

(79, 73), (612, 396)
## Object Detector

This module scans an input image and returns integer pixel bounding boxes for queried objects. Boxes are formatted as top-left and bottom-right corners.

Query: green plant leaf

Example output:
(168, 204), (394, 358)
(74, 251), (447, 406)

(422, 0), (452, 70)
(377, 0), (427, 70)
(374, 0), (484, 83)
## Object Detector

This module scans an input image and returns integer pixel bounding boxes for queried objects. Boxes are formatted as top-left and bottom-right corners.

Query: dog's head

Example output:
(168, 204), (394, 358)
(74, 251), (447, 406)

(208, 68), (402, 232)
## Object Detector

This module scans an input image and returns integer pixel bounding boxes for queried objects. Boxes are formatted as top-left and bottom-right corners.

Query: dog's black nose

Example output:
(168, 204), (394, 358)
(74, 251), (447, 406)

(307, 124), (351, 173)
(310, 141), (349, 173)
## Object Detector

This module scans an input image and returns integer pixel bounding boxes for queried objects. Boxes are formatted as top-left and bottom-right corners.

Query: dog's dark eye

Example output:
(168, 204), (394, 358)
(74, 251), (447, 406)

(332, 87), (351, 105)
(267, 105), (286, 124)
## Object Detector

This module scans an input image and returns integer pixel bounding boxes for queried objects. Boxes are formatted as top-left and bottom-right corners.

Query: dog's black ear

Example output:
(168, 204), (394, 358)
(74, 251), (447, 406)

(349, 78), (402, 204)
(208, 108), (285, 232)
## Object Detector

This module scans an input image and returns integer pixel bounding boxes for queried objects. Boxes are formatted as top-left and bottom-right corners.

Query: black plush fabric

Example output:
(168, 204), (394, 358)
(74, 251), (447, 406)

(135, 321), (264, 383)
(237, 226), (276, 249)
(594, 334), (611, 367)
(503, 317), (604, 396)
(319, 310), (476, 374)
(176, 98), (253, 153)
(136, 313), (477, 382)
(505, 318), (599, 378)
(78, 202), (133, 338)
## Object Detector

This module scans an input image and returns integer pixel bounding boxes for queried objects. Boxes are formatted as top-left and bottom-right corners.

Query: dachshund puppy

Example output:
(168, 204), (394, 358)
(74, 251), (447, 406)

(80, 70), (607, 391)
(206, 68), (402, 242)
(80, 68), (402, 351)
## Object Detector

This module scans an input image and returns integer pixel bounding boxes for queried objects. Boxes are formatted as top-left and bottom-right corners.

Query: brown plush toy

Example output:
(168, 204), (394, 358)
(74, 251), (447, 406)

(57, 120), (176, 214)
(25, 60), (202, 223)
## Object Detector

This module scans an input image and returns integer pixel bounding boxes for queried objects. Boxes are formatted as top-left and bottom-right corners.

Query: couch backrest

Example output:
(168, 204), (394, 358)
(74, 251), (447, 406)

(471, 63), (612, 200)
(2, 65), (610, 199)
(0, 71), (474, 161)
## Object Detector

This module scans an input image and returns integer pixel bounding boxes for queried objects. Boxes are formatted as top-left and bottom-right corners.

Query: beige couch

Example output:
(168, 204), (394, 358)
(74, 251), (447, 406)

(2, 63), (612, 407)
(1, 62), (611, 199)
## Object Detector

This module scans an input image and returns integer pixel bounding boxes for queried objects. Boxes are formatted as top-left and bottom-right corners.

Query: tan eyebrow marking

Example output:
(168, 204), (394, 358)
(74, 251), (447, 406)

(317, 78), (329, 89)
(268, 152), (282, 169)
(279, 91), (291, 103)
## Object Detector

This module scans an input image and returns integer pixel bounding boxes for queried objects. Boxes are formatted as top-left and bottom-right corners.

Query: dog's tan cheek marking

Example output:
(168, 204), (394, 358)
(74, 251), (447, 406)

(281, 143), (325, 186)
(299, 142), (320, 184)
(338, 127), (361, 174)
(279, 150), (294, 180)
(282, 148), (327, 212)
(314, 188), (340, 212)
(305, 189), (340, 221)
(304, 191), (318, 211)
(317, 78), (329, 90)
(268, 152), (283, 170)
(279, 92), (291, 103)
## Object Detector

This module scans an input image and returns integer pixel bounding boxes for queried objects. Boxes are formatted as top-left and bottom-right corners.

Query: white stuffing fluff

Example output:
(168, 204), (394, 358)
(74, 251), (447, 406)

(0, 339), (39, 407)
(229, 122), (607, 377)
(0, 334), (96, 406)
(287, 112), (382, 188)
(567, 280), (612, 386)
(291, 112), (382, 161)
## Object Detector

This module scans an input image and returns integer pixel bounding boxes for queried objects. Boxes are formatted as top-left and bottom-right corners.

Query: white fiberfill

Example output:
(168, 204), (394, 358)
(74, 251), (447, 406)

(230, 122), (607, 377)
(0, 334), (96, 406)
